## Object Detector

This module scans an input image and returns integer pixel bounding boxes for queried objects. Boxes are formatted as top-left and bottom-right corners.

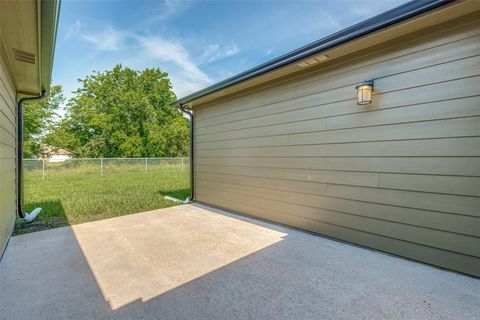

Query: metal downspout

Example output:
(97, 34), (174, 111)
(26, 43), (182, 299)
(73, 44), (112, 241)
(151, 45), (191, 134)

(177, 103), (194, 202)
(17, 91), (47, 218)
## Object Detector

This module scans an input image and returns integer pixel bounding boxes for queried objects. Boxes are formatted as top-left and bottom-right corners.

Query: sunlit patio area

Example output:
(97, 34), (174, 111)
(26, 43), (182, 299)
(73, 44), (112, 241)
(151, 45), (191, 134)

(0, 204), (479, 320)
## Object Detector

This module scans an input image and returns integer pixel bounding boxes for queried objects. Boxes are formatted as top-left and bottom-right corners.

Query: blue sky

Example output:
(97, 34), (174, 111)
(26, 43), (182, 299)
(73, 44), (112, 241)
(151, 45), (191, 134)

(53, 0), (409, 102)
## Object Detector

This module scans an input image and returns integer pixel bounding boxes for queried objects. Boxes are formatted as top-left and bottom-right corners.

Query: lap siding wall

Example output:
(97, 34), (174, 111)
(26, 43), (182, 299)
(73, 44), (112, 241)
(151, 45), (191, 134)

(193, 17), (480, 277)
(0, 51), (17, 257)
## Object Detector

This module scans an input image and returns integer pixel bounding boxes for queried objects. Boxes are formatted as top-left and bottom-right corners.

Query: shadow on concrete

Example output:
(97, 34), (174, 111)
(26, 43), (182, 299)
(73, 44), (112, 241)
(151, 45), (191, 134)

(1, 204), (479, 320)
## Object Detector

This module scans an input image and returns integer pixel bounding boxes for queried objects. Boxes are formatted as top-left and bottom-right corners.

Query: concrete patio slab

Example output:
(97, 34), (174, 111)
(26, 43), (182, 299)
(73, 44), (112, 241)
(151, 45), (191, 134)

(0, 204), (479, 320)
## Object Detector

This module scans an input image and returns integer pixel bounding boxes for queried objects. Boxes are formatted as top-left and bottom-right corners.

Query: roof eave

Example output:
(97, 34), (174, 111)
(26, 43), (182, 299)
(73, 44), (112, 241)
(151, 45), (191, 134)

(172, 0), (454, 107)
(40, 0), (61, 94)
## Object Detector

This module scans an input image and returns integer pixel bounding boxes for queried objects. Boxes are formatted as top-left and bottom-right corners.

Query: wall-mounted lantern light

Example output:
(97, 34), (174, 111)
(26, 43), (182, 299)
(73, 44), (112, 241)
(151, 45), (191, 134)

(355, 80), (374, 105)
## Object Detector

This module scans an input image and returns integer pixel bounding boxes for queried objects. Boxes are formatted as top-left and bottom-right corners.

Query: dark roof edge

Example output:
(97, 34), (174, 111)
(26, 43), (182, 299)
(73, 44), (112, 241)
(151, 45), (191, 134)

(40, 0), (62, 93)
(173, 0), (454, 106)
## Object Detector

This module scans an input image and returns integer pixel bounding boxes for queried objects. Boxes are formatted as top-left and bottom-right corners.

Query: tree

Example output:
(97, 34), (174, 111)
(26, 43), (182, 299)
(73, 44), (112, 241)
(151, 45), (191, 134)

(49, 65), (189, 157)
(23, 85), (64, 157)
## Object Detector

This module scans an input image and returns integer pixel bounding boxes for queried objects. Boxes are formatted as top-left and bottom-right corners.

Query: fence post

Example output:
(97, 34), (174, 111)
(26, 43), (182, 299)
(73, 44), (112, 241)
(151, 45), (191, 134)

(145, 158), (148, 173)
(100, 158), (104, 176)
(42, 159), (45, 180)
(181, 157), (184, 168)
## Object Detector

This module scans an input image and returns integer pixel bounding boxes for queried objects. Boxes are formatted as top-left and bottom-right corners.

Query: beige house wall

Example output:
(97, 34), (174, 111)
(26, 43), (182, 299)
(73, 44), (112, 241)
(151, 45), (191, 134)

(0, 51), (17, 256)
(193, 17), (480, 277)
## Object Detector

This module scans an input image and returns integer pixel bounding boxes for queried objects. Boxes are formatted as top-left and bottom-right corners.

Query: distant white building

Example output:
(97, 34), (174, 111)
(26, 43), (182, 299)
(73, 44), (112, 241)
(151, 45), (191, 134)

(41, 146), (72, 162)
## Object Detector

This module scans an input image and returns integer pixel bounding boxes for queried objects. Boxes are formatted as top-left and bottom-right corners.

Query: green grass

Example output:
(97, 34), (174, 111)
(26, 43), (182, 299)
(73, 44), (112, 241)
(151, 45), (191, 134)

(14, 164), (190, 235)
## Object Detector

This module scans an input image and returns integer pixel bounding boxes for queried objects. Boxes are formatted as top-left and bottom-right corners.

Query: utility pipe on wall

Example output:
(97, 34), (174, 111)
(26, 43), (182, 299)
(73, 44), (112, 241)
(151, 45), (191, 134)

(17, 91), (47, 221)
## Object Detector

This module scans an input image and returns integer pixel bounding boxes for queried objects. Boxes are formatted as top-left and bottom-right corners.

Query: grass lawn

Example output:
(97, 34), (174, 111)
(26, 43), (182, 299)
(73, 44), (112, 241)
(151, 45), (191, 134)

(15, 164), (190, 235)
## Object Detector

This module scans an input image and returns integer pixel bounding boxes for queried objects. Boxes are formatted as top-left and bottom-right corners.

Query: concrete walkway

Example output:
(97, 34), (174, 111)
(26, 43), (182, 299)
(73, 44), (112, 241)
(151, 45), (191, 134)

(0, 204), (478, 320)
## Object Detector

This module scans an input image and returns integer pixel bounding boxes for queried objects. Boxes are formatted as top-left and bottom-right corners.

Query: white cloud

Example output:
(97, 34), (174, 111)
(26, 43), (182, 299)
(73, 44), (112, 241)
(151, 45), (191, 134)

(137, 36), (212, 96)
(63, 21), (214, 97)
(80, 26), (124, 51)
(199, 44), (220, 64)
(225, 45), (240, 56)
(156, 0), (181, 20)
(169, 75), (210, 98)
(141, 0), (191, 25)
(306, 11), (342, 32)
(65, 20), (82, 39)
(66, 21), (124, 51)
(198, 44), (240, 65)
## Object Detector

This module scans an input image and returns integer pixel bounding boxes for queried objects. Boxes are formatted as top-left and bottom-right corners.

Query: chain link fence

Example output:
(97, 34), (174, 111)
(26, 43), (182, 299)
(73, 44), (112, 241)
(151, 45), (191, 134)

(24, 157), (190, 179)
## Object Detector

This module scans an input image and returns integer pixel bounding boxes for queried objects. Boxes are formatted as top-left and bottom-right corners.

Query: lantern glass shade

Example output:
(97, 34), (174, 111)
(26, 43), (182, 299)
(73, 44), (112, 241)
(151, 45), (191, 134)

(355, 81), (374, 105)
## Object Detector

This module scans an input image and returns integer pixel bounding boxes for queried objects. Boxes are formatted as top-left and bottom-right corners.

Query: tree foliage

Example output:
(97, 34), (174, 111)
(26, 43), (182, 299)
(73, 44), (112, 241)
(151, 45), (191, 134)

(48, 65), (189, 157)
(23, 85), (64, 157)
